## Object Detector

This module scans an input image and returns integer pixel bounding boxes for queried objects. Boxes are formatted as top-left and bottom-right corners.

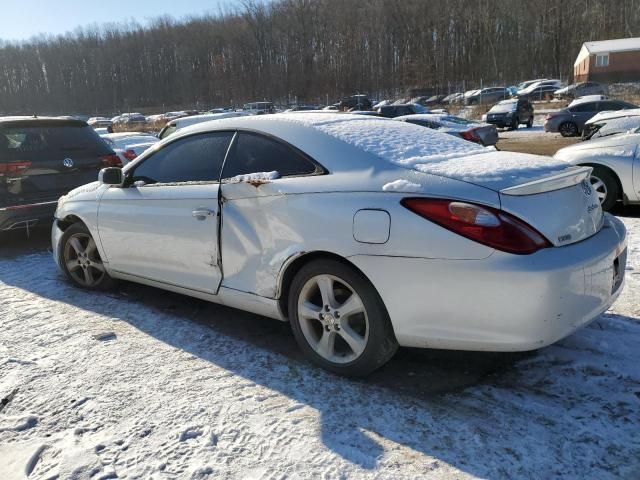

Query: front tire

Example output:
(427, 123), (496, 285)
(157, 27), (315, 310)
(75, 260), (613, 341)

(288, 259), (398, 376)
(526, 117), (533, 128)
(590, 167), (620, 212)
(58, 223), (115, 290)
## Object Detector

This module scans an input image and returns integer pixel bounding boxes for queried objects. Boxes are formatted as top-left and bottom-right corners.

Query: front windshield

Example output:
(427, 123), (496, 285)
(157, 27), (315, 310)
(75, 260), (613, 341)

(489, 101), (517, 113)
(159, 125), (177, 139)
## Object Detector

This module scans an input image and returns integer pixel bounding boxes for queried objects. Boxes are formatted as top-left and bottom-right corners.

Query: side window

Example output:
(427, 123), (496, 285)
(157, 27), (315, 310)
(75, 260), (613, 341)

(598, 101), (622, 111)
(222, 132), (318, 179)
(570, 103), (597, 113)
(130, 132), (233, 185)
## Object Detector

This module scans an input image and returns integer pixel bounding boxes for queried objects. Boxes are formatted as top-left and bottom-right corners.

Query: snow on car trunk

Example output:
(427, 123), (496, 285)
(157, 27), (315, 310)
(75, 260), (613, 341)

(307, 115), (603, 246)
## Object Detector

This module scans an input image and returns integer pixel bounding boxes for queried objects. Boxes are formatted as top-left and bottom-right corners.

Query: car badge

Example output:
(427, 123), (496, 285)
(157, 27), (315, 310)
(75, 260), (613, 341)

(63, 158), (74, 168)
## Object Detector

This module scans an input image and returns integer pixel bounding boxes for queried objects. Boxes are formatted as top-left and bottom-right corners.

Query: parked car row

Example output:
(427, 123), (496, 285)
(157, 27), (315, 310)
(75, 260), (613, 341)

(544, 98), (637, 137)
(384, 79), (611, 109)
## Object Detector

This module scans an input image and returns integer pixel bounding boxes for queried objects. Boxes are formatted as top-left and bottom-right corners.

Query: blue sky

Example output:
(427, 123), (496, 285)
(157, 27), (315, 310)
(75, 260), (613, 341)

(0, 0), (242, 41)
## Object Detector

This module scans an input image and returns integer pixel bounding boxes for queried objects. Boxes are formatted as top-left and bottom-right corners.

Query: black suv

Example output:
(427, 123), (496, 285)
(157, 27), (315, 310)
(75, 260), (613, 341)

(376, 103), (430, 118)
(484, 99), (534, 129)
(0, 117), (119, 231)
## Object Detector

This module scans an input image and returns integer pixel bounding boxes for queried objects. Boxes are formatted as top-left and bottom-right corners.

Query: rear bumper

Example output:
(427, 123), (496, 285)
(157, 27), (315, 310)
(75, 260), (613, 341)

(349, 214), (627, 351)
(0, 200), (57, 231)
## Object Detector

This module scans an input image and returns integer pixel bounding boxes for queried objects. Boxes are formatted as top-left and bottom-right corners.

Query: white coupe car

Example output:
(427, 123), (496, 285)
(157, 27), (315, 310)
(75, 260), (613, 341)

(554, 127), (640, 211)
(52, 114), (627, 375)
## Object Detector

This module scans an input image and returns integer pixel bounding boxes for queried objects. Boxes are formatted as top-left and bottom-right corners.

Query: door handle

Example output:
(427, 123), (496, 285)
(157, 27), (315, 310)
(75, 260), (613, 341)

(192, 208), (214, 220)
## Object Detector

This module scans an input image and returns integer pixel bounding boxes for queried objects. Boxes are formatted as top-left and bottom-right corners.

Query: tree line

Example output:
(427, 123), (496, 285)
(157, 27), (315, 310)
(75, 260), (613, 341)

(0, 0), (638, 115)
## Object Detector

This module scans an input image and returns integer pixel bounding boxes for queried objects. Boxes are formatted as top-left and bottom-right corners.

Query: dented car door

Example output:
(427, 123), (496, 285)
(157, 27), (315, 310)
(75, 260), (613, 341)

(219, 131), (324, 297)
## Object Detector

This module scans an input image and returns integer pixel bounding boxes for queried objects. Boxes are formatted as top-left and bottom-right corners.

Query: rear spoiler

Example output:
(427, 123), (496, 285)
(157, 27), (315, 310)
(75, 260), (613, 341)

(500, 166), (592, 196)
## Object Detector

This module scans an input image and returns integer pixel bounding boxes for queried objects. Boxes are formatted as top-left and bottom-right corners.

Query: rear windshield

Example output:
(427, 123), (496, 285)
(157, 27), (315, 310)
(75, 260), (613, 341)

(0, 124), (112, 161)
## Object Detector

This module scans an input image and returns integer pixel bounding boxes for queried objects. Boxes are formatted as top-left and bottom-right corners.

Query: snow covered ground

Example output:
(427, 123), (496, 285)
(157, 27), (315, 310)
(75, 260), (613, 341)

(1, 214), (639, 479)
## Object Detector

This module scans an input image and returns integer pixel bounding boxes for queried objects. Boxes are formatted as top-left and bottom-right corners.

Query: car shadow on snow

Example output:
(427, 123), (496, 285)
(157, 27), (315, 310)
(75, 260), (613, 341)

(2, 250), (639, 477)
(611, 204), (640, 219)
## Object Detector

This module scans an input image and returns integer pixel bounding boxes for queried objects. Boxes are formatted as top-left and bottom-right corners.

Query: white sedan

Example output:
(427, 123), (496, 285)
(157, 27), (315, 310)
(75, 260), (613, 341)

(52, 114), (627, 375)
(554, 127), (640, 211)
(100, 132), (159, 165)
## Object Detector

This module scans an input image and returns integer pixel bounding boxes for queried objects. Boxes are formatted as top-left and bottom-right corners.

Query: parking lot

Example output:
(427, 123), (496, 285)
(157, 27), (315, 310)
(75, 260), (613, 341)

(1, 131), (639, 479)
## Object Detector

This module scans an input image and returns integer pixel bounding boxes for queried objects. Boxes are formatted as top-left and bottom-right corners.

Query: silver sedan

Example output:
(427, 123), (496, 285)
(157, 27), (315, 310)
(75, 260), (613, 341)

(52, 114), (627, 375)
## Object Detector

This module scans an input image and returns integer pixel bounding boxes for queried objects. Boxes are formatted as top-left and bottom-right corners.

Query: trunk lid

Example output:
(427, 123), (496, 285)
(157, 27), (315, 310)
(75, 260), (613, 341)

(407, 151), (604, 247)
(498, 166), (603, 247)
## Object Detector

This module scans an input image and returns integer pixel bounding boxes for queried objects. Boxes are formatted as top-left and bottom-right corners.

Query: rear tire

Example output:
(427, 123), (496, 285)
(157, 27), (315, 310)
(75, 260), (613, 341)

(288, 259), (398, 376)
(559, 122), (578, 137)
(590, 167), (620, 212)
(58, 223), (115, 290)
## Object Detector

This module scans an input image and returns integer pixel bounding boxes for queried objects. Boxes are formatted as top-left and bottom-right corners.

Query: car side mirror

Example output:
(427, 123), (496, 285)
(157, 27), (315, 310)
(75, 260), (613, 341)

(99, 167), (123, 186)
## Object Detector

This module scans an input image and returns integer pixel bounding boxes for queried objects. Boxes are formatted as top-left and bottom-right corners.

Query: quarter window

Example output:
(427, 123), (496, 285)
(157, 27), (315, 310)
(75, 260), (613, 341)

(222, 132), (318, 179)
(130, 132), (233, 185)
(595, 53), (609, 67)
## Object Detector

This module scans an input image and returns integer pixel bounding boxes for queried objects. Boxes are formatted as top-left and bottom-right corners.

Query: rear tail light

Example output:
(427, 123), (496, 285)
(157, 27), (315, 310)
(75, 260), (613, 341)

(101, 154), (122, 167)
(123, 149), (138, 162)
(460, 128), (481, 143)
(0, 161), (31, 177)
(401, 198), (552, 254)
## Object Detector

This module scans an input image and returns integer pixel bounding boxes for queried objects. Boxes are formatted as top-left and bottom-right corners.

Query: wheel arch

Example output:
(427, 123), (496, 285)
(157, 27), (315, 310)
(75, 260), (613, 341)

(276, 250), (385, 321)
(579, 162), (623, 201)
(56, 214), (88, 231)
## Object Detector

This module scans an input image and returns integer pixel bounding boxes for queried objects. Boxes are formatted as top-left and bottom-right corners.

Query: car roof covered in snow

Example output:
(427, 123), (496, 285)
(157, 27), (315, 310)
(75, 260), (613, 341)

(169, 113), (569, 189)
(569, 95), (609, 107)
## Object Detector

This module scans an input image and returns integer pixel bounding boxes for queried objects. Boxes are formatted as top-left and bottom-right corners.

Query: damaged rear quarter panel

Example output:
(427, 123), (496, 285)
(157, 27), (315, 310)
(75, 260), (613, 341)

(219, 178), (494, 299)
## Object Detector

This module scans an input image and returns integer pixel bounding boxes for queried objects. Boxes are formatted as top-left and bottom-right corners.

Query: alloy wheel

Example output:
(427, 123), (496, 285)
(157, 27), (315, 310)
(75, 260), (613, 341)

(559, 122), (577, 137)
(297, 274), (369, 364)
(590, 175), (608, 204)
(63, 233), (106, 287)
